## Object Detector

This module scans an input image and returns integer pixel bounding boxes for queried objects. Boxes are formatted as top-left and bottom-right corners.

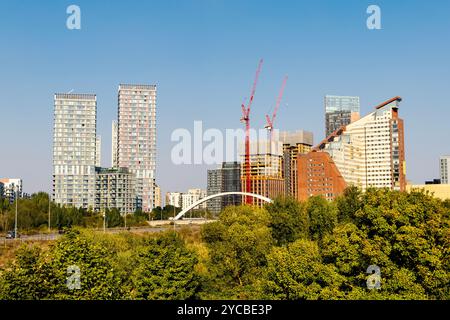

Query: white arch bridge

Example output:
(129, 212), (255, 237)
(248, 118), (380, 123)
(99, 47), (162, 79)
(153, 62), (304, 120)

(173, 192), (273, 221)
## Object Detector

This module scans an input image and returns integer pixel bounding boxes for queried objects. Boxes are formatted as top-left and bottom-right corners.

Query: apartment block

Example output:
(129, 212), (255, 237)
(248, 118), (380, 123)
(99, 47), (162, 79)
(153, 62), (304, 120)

(111, 120), (118, 167)
(207, 169), (222, 215)
(117, 84), (157, 212)
(95, 167), (136, 215)
(440, 156), (450, 184)
(154, 184), (162, 208)
(53, 93), (97, 209)
(279, 130), (314, 199)
(297, 152), (347, 201)
(181, 189), (207, 210)
(315, 96), (406, 192)
(0, 178), (23, 203)
(166, 192), (183, 208)
(95, 136), (102, 167)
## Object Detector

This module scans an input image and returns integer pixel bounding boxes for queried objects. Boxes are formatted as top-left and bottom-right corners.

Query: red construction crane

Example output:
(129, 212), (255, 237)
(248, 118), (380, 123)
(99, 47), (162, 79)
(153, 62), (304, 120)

(265, 75), (288, 146)
(241, 59), (263, 205)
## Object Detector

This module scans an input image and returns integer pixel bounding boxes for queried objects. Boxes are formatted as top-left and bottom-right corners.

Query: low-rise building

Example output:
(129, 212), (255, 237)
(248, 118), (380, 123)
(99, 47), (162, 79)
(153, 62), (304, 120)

(95, 167), (136, 215)
(406, 184), (450, 200)
(166, 192), (183, 208)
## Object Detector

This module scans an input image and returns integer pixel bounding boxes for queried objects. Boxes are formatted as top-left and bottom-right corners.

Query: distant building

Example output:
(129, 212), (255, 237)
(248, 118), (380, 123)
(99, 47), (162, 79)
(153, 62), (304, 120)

(117, 84), (157, 212)
(316, 96), (406, 192)
(297, 152), (347, 201)
(0, 178), (23, 203)
(221, 162), (242, 208)
(207, 162), (241, 215)
(166, 192), (183, 208)
(154, 184), (162, 208)
(279, 130), (314, 199)
(53, 93), (97, 210)
(95, 167), (136, 215)
(181, 189), (207, 210)
(440, 156), (450, 184)
(207, 169), (222, 215)
(407, 184), (450, 200)
(96, 136), (102, 167)
(240, 140), (284, 207)
(325, 95), (360, 137)
(166, 189), (207, 211)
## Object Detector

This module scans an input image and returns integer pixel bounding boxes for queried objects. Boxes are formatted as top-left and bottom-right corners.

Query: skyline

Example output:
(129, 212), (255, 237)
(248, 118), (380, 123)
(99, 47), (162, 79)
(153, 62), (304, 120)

(1, 1), (450, 196)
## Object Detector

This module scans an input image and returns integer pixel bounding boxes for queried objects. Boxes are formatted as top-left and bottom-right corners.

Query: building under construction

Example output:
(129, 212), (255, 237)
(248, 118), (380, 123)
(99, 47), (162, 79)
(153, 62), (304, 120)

(239, 140), (284, 207)
(279, 130), (314, 199)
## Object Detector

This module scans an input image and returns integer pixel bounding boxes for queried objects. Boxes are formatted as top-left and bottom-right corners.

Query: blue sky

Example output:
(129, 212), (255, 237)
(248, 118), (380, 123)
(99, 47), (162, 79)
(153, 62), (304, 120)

(0, 0), (449, 196)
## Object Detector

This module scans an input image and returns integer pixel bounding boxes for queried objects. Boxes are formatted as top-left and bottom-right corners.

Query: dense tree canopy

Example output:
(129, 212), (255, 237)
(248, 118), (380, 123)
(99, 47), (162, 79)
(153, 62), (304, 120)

(0, 188), (448, 300)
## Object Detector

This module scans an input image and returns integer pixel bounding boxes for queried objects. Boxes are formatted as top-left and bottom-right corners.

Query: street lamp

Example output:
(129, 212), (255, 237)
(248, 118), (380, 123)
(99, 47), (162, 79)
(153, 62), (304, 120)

(103, 210), (106, 233)
(14, 185), (19, 239)
(48, 193), (51, 232)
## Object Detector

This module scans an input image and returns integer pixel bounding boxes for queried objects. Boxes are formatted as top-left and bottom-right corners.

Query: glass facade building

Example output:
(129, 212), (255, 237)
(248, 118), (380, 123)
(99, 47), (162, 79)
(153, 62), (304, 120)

(325, 95), (360, 137)
(207, 162), (241, 215)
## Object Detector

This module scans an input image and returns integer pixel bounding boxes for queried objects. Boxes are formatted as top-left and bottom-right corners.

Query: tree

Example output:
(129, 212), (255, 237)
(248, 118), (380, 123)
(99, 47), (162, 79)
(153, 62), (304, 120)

(306, 196), (338, 241)
(0, 245), (50, 299)
(265, 197), (308, 246)
(106, 208), (124, 228)
(262, 239), (346, 300)
(131, 232), (199, 300)
(336, 186), (363, 223)
(0, 230), (124, 300)
(200, 205), (273, 299)
(43, 229), (125, 299)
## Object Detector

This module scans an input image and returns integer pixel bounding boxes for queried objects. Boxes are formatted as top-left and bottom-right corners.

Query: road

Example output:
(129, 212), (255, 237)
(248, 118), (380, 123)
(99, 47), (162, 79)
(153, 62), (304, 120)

(2, 220), (206, 242)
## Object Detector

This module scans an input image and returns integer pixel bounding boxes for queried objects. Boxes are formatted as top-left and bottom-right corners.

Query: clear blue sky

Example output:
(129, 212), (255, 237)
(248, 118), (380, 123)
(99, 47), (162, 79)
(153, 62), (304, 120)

(0, 0), (449, 196)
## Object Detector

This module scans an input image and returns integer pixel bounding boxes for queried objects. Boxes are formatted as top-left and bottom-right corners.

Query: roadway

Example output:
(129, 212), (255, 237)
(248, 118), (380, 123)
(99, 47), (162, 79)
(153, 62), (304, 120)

(1, 219), (211, 242)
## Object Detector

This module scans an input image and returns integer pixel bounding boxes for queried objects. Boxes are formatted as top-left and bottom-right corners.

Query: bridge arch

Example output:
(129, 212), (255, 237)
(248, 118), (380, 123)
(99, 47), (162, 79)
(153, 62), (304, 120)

(173, 192), (272, 221)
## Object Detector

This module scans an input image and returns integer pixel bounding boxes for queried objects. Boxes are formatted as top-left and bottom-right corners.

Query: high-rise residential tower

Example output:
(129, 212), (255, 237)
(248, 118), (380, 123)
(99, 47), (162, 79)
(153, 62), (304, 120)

(440, 156), (450, 184)
(95, 136), (102, 167)
(325, 95), (360, 137)
(111, 120), (118, 167)
(117, 84), (157, 212)
(53, 93), (97, 209)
